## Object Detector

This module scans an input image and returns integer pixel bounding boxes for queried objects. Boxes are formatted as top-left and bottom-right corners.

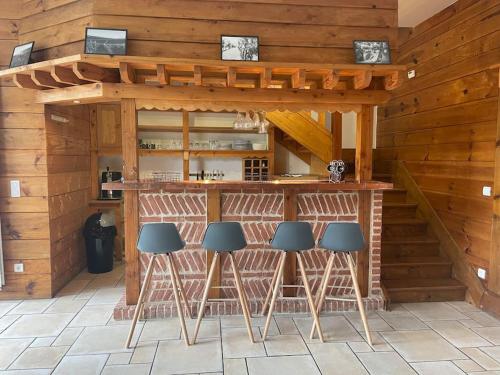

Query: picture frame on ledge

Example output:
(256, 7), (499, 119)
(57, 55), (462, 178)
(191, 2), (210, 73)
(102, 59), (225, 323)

(9, 41), (34, 68)
(221, 35), (259, 62)
(353, 40), (391, 64)
(84, 27), (128, 56)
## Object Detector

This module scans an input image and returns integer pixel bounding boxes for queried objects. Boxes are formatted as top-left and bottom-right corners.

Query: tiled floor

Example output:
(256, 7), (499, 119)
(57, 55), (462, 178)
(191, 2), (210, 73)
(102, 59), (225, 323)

(0, 264), (499, 374)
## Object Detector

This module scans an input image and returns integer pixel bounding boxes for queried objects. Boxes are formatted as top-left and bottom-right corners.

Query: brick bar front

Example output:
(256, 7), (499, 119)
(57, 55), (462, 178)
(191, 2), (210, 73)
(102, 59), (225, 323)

(111, 181), (390, 319)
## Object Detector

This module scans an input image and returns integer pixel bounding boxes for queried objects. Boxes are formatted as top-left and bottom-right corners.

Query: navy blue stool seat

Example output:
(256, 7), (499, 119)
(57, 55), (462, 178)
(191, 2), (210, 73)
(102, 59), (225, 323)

(125, 223), (191, 348)
(192, 222), (254, 344)
(261, 222), (325, 342)
(310, 222), (372, 346)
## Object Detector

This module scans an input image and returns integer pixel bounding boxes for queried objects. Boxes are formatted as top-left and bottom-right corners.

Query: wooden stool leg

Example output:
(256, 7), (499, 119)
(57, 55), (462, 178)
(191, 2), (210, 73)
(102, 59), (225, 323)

(261, 255), (281, 316)
(262, 251), (287, 341)
(171, 253), (192, 319)
(347, 252), (372, 346)
(310, 252), (334, 339)
(167, 254), (190, 346)
(125, 255), (155, 348)
(138, 256), (155, 321)
(232, 253), (253, 320)
(229, 252), (255, 343)
(192, 252), (219, 345)
(297, 252), (325, 343)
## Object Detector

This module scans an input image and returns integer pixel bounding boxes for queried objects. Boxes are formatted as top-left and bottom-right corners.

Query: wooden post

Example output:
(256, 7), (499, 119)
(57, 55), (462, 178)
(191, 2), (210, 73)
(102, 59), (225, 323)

(283, 189), (297, 297)
(121, 98), (140, 305)
(357, 191), (371, 297)
(489, 86), (500, 295)
(332, 111), (342, 161)
(268, 125), (275, 176)
(206, 189), (221, 299)
(89, 105), (99, 199)
(355, 105), (374, 182)
(182, 111), (190, 181)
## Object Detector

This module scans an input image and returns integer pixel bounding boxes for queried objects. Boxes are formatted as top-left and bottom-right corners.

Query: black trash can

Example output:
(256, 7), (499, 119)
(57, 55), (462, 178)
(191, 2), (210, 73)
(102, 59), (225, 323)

(83, 212), (117, 274)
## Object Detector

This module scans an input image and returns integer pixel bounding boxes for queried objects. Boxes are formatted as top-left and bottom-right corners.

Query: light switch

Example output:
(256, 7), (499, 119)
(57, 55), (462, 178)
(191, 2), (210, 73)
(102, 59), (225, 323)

(482, 186), (492, 197)
(14, 263), (24, 273)
(477, 268), (486, 280)
(407, 69), (416, 79)
(10, 180), (21, 198)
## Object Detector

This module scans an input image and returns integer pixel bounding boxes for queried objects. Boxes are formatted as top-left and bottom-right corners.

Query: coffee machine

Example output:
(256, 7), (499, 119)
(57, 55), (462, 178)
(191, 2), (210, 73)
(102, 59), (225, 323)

(100, 167), (122, 199)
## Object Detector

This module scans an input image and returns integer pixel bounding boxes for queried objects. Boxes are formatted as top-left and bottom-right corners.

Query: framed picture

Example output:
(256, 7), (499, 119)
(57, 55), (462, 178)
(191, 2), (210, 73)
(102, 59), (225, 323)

(221, 35), (259, 62)
(84, 27), (127, 56)
(9, 42), (34, 68)
(353, 40), (391, 64)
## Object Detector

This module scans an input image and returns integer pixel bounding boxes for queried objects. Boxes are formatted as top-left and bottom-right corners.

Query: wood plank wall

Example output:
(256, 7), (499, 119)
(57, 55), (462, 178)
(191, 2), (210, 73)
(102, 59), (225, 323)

(376, 0), (500, 290)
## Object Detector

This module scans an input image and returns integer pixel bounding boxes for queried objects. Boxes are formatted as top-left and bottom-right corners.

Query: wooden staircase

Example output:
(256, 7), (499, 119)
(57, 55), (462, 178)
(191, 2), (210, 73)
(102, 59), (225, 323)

(381, 185), (466, 303)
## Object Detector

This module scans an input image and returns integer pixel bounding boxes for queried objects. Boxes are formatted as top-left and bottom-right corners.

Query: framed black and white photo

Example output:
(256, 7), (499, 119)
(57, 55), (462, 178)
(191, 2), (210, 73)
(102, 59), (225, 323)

(221, 35), (259, 62)
(9, 42), (34, 68)
(84, 28), (127, 56)
(353, 40), (391, 64)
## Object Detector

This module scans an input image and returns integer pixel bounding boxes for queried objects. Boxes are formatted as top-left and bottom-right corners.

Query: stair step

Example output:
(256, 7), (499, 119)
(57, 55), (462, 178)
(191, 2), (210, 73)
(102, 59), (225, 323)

(382, 218), (428, 237)
(384, 278), (466, 303)
(383, 188), (408, 202)
(383, 202), (418, 218)
(382, 238), (440, 257)
(373, 173), (393, 182)
(382, 256), (452, 279)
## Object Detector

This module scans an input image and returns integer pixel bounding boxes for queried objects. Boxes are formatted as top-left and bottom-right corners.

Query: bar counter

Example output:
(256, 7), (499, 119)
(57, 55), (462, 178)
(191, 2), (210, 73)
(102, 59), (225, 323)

(105, 179), (392, 319)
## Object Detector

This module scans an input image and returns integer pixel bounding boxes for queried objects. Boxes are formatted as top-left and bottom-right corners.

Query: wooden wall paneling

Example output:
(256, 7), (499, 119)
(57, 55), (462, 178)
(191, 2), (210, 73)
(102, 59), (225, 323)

(89, 105), (99, 199)
(283, 189), (297, 297)
(96, 104), (122, 154)
(206, 189), (221, 299)
(355, 105), (373, 182)
(121, 98), (140, 305)
(332, 111), (342, 160)
(182, 111), (189, 181)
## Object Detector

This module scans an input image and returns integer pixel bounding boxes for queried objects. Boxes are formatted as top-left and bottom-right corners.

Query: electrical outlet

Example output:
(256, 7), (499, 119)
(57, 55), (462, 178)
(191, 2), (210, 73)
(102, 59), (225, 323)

(14, 263), (24, 273)
(10, 180), (21, 198)
(478, 268), (486, 280)
(482, 186), (492, 197)
(407, 69), (416, 79)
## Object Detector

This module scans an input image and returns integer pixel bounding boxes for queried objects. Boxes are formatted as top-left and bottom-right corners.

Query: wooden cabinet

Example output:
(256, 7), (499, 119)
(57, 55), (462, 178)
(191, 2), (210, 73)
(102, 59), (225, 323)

(97, 104), (121, 154)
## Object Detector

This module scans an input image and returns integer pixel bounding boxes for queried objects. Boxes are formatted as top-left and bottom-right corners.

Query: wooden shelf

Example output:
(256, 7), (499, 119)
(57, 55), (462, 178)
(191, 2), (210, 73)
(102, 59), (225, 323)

(138, 125), (260, 134)
(138, 149), (183, 157)
(138, 148), (270, 158)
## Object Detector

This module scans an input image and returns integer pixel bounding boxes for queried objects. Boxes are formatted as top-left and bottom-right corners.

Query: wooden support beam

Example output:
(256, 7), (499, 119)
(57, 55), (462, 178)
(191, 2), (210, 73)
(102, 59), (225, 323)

(489, 90), (500, 295)
(119, 62), (136, 84)
(332, 111), (342, 160)
(31, 70), (66, 89)
(291, 69), (306, 89)
(357, 191), (371, 297)
(193, 65), (202, 86)
(89, 105), (99, 199)
(384, 70), (402, 90)
(51, 65), (88, 86)
(73, 62), (120, 83)
(322, 70), (339, 90)
(182, 111), (190, 181)
(121, 98), (140, 305)
(13, 74), (39, 89)
(156, 64), (168, 85)
(283, 189), (297, 297)
(227, 67), (237, 87)
(207, 189), (221, 299)
(353, 71), (373, 90)
(355, 105), (373, 182)
(260, 68), (272, 88)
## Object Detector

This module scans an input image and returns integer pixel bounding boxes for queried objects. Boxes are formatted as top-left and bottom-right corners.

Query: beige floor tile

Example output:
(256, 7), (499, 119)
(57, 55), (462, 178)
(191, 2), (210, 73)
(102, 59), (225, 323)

(364, 331), (394, 352)
(52, 327), (83, 346)
(102, 363), (151, 375)
(0, 315), (20, 333)
(185, 318), (221, 339)
(8, 300), (55, 315)
(403, 303), (468, 321)
(29, 337), (56, 347)
(482, 347), (500, 363)
(0, 339), (33, 370)
(378, 311), (429, 330)
(68, 325), (140, 355)
(410, 361), (466, 375)
(473, 328), (500, 345)
(466, 313), (500, 327)
(224, 358), (248, 375)
(427, 321), (491, 348)
(55, 279), (91, 297)
(461, 347), (500, 371)
(151, 338), (222, 374)
(382, 330), (467, 362)
(309, 342), (368, 375)
(69, 304), (114, 327)
(0, 302), (19, 317)
(348, 341), (373, 353)
(274, 317), (299, 335)
(87, 288), (124, 306)
(107, 352), (132, 366)
(247, 355), (320, 375)
(345, 311), (393, 332)
(45, 298), (86, 314)
(10, 346), (68, 370)
(453, 359), (484, 372)
(294, 315), (363, 343)
(448, 302), (481, 314)
(138, 319), (181, 342)
(264, 335), (308, 356)
(460, 319), (484, 329)
(52, 354), (108, 375)
(130, 341), (158, 363)
(358, 352), (417, 375)
(222, 327), (266, 358)
(0, 314), (74, 339)
(0, 369), (51, 374)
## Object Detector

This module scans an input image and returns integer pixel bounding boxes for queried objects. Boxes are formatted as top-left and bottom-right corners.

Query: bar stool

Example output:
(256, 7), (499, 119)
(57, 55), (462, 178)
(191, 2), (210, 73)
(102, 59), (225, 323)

(125, 223), (191, 348)
(192, 222), (254, 344)
(310, 222), (372, 346)
(261, 221), (324, 342)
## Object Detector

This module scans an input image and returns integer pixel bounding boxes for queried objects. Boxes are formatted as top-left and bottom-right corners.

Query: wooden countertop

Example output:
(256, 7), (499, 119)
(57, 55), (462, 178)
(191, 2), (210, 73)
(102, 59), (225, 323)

(102, 179), (392, 191)
(88, 199), (123, 207)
